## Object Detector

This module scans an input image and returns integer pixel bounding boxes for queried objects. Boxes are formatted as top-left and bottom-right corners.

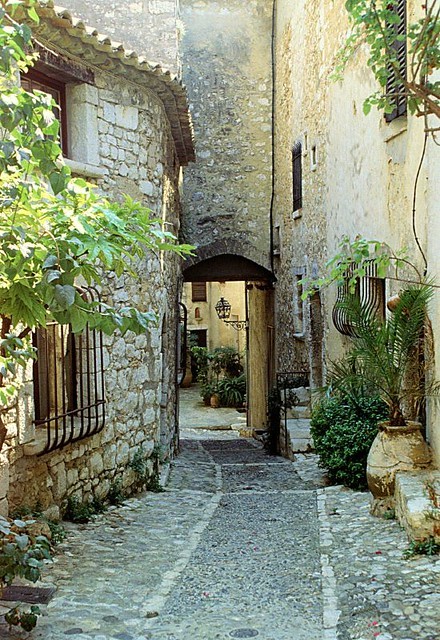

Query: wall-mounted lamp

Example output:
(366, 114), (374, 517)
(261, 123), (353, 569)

(215, 297), (248, 331)
(214, 297), (231, 320)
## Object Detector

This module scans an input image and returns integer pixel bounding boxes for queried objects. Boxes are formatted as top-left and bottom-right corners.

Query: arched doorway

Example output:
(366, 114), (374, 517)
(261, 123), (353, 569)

(182, 253), (275, 431)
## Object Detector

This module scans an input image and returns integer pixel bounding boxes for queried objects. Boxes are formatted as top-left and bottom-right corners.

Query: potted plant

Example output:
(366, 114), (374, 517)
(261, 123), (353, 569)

(200, 381), (219, 407)
(327, 282), (438, 513)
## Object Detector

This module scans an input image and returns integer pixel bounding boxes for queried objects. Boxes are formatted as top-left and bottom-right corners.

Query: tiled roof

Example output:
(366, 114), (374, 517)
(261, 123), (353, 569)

(29, 1), (195, 164)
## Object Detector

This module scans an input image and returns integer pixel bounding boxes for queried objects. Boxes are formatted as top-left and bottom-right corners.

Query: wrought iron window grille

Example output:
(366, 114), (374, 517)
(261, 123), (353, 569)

(332, 261), (386, 337)
(33, 287), (105, 455)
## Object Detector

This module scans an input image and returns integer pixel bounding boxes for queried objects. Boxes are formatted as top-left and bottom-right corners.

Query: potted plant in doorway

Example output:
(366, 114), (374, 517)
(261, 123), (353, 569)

(327, 282), (438, 513)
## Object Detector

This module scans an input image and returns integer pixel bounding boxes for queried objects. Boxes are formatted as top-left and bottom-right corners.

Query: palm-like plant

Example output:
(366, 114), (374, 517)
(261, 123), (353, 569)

(327, 283), (438, 426)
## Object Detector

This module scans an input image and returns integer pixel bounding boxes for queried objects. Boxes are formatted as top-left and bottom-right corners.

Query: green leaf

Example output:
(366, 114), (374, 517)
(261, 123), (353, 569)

(362, 101), (372, 115)
(49, 171), (67, 195)
(54, 284), (76, 309)
(15, 534), (29, 550)
(27, 6), (40, 24)
(69, 306), (88, 334)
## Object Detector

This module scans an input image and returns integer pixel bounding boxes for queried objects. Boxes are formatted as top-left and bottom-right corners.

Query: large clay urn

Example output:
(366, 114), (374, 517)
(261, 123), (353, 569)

(367, 421), (432, 514)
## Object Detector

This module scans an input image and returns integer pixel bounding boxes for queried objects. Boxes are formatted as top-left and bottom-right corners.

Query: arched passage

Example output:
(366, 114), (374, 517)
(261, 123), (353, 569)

(182, 252), (275, 431)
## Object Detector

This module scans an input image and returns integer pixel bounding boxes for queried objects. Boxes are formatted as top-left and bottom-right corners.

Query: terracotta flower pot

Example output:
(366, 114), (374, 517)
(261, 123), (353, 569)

(210, 393), (220, 408)
(367, 421), (432, 515)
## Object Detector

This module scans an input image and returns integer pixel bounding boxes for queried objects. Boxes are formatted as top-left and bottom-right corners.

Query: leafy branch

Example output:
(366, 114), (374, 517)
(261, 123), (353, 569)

(300, 235), (427, 299)
(334, 0), (440, 128)
(0, 0), (194, 450)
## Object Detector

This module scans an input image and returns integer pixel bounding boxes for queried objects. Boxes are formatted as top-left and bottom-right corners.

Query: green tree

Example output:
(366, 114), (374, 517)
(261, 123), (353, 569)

(0, 0), (193, 450)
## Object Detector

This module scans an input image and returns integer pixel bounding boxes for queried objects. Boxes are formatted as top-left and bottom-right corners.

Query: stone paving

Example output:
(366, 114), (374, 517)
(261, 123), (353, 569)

(1, 390), (439, 639)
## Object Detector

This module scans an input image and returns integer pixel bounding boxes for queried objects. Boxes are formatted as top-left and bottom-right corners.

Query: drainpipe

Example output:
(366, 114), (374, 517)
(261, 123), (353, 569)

(269, 0), (277, 275)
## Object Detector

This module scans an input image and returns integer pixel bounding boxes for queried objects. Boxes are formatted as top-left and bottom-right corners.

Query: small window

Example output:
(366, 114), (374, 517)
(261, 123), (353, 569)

(191, 282), (207, 302)
(385, 0), (407, 122)
(33, 288), (105, 454)
(21, 69), (68, 155)
(292, 141), (302, 212)
(332, 262), (385, 337)
(194, 307), (201, 319)
(311, 144), (317, 170)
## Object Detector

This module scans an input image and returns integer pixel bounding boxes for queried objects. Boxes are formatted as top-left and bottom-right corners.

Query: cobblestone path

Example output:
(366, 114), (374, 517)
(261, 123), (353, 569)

(3, 431), (440, 640)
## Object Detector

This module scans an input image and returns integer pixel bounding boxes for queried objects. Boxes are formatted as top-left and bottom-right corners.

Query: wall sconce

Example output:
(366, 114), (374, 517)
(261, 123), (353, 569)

(215, 297), (248, 331)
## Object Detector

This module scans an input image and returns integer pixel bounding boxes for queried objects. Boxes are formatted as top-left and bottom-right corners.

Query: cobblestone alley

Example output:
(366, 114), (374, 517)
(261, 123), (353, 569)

(2, 419), (437, 640)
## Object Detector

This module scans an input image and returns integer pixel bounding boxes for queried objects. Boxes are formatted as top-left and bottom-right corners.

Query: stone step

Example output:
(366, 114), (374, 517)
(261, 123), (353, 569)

(286, 418), (313, 454)
(286, 405), (312, 419)
(395, 470), (440, 542)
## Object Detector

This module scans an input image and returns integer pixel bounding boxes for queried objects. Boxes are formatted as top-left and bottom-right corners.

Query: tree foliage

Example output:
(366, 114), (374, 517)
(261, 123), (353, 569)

(335, 0), (440, 124)
(0, 1), (193, 447)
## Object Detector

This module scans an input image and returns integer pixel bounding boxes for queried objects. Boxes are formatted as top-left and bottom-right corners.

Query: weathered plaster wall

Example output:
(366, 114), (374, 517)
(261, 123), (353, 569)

(61, 0), (181, 74)
(5, 68), (183, 515)
(179, 0), (273, 270)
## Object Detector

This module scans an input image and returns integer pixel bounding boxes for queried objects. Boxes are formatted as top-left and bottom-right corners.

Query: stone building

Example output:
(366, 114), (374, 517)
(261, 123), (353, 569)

(0, 1), (194, 516)
(272, 0), (440, 466)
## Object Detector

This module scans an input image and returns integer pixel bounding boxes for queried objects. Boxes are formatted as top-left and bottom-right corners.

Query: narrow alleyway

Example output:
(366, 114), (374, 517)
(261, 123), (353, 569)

(3, 391), (438, 640)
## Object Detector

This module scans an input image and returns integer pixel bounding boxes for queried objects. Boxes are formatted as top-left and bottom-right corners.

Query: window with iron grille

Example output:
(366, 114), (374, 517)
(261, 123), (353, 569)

(21, 69), (69, 155)
(292, 141), (302, 212)
(385, 0), (407, 122)
(191, 282), (207, 302)
(33, 288), (105, 454)
(332, 262), (386, 337)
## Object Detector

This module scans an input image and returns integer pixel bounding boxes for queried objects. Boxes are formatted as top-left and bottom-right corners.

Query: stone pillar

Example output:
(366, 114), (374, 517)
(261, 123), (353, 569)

(247, 284), (274, 430)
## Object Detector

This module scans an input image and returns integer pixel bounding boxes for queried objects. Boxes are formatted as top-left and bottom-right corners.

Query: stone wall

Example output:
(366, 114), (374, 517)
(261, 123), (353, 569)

(272, 0), (332, 385)
(179, 0), (273, 270)
(5, 65), (184, 516)
(61, 0), (181, 75)
(273, 0), (440, 465)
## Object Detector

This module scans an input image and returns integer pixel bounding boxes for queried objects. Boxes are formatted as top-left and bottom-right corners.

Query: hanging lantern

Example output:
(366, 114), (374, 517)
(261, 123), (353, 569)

(215, 297), (232, 320)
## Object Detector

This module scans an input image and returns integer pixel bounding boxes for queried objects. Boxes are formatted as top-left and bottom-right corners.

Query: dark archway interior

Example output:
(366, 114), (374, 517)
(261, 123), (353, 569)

(183, 254), (275, 283)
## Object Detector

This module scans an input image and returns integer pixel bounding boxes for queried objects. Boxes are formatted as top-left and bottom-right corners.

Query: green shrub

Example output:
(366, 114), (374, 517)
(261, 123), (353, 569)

(311, 394), (387, 489)
(64, 496), (95, 523)
(209, 347), (243, 378)
(218, 374), (246, 407)
(107, 480), (125, 506)
(0, 516), (51, 633)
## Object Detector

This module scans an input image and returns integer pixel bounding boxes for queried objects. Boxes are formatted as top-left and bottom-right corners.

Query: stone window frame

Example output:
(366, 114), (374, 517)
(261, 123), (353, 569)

(20, 50), (107, 180)
(292, 140), (303, 217)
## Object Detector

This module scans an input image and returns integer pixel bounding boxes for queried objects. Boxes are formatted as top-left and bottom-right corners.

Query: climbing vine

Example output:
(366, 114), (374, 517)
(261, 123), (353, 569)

(334, 0), (440, 128)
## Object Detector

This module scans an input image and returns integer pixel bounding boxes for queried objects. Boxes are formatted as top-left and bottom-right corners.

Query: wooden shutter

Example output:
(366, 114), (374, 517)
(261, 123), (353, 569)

(385, 0), (407, 122)
(191, 282), (207, 302)
(292, 141), (302, 212)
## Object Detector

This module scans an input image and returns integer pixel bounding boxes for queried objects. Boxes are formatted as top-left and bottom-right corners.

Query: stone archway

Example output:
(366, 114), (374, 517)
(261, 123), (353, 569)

(182, 251), (275, 431)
